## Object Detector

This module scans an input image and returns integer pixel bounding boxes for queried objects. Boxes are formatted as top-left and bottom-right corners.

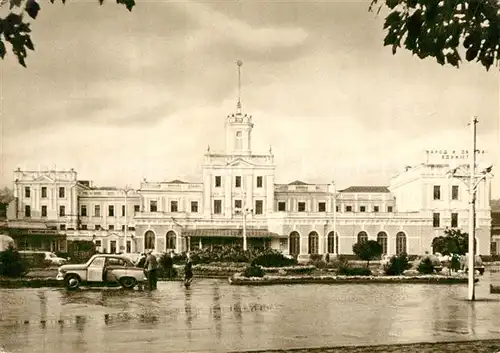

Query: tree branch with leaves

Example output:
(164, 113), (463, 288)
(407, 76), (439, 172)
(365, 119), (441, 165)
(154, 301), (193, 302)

(0, 0), (135, 67)
(369, 0), (500, 70)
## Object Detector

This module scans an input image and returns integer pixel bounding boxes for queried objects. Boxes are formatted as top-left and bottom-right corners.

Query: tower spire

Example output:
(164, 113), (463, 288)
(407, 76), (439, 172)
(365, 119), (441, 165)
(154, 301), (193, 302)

(236, 60), (243, 114)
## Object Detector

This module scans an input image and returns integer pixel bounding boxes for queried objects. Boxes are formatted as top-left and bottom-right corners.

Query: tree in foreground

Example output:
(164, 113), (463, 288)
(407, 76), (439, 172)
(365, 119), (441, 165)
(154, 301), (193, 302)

(352, 240), (383, 268)
(370, 0), (500, 71)
(432, 228), (469, 256)
(0, 0), (135, 67)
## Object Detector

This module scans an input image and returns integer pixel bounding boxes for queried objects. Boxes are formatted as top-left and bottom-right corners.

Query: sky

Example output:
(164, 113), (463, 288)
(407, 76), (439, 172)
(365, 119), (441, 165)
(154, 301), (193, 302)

(1, 0), (499, 196)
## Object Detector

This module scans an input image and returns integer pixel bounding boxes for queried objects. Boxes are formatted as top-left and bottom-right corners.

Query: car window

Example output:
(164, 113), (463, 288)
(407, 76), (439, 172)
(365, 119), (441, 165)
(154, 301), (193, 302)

(90, 257), (105, 267)
(49, 253), (57, 258)
(106, 258), (125, 267)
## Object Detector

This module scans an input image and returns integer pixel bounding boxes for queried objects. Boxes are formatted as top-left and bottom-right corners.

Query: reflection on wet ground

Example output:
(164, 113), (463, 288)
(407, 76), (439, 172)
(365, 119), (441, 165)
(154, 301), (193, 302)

(1, 271), (500, 353)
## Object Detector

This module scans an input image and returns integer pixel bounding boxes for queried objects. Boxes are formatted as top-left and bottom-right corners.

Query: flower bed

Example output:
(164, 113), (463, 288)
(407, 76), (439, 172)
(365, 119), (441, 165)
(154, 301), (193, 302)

(229, 273), (478, 286)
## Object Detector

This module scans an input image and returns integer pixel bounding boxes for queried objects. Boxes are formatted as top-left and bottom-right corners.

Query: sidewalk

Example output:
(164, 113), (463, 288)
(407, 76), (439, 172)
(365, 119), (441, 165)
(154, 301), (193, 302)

(231, 340), (500, 353)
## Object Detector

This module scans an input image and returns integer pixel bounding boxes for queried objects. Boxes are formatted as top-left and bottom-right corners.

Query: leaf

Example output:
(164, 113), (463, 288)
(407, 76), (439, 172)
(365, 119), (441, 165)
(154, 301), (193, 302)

(384, 11), (401, 29)
(25, 0), (41, 19)
(446, 52), (460, 67)
(465, 47), (479, 61)
(9, 0), (22, 9)
(0, 41), (5, 58)
(116, 0), (134, 11)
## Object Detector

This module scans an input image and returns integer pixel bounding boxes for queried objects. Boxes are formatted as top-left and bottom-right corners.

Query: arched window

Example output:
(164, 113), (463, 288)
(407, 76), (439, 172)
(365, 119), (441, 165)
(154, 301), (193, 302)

(357, 231), (368, 244)
(308, 231), (319, 254)
(144, 230), (155, 250)
(166, 231), (176, 250)
(396, 231), (407, 255)
(327, 231), (335, 253)
(289, 231), (300, 256)
(377, 232), (388, 255)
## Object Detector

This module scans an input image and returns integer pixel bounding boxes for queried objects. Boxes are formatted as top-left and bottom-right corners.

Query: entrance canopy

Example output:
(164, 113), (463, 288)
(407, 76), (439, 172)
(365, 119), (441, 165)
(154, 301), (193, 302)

(182, 228), (279, 238)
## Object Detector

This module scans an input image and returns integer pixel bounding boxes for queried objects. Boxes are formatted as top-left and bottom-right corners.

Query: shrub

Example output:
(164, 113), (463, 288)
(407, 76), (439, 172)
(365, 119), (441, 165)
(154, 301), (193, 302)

(337, 266), (372, 276)
(352, 240), (383, 267)
(310, 259), (327, 269)
(417, 257), (436, 274)
(0, 246), (29, 278)
(159, 253), (177, 279)
(309, 254), (323, 262)
(242, 264), (265, 278)
(384, 254), (411, 275)
(252, 252), (297, 267)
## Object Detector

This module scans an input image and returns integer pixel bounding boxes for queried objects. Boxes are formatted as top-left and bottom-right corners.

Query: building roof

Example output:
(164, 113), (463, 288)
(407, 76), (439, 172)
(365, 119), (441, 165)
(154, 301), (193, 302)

(340, 186), (390, 193)
(288, 180), (309, 185)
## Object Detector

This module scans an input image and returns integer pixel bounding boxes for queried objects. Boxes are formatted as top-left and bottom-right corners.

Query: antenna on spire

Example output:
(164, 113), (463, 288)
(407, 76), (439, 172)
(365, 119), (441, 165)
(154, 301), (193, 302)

(236, 60), (243, 114)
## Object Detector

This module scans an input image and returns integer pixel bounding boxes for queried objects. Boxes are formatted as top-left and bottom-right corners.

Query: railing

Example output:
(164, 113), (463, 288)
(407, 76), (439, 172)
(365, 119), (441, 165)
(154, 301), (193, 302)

(275, 184), (330, 193)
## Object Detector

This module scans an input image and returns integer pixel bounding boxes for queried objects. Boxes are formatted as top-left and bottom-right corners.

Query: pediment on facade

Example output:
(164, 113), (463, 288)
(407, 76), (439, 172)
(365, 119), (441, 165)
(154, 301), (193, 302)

(33, 175), (55, 183)
(226, 158), (255, 168)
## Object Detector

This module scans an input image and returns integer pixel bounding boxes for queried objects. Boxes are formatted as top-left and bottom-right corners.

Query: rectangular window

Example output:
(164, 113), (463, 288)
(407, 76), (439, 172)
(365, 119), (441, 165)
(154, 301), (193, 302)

(215, 176), (222, 188)
(346, 205), (352, 212)
(255, 200), (263, 215)
(41, 187), (47, 198)
(95, 224), (101, 230)
(433, 185), (441, 200)
(59, 187), (65, 198)
(134, 205), (140, 213)
(59, 205), (65, 217)
(108, 205), (114, 217)
(81, 224), (87, 230)
(25, 205), (31, 217)
(95, 240), (102, 247)
(336, 205), (340, 212)
(374, 206), (380, 213)
(170, 201), (178, 212)
(234, 200), (242, 213)
(41, 205), (47, 217)
(150, 200), (157, 212)
(388, 206), (393, 213)
(451, 213), (458, 228)
(433, 213), (440, 228)
(360, 206), (366, 212)
(278, 202), (286, 211)
(298, 202), (306, 212)
(257, 176), (263, 188)
(214, 200), (222, 214)
(109, 225), (114, 231)
(235, 176), (242, 188)
(122, 205), (125, 217)
(191, 201), (198, 213)
(94, 205), (101, 217)
(318, 202), (326, 212)
(60, 224), (66, 230)
(25, 187), (30, 198)
(126, 241), (131, 253)
(452, 185), (459, 200)
(81, 205), (87, 217)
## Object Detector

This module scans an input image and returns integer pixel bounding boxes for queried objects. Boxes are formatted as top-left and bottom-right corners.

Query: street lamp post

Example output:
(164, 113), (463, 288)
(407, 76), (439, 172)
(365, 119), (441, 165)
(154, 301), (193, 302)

(448, 117), (493, 301)
(332, 182), (337, 256)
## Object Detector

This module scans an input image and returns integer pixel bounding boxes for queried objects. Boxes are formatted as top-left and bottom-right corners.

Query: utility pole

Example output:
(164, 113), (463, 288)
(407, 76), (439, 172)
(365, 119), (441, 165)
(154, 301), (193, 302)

(123, 185), (133, 253)
(467, 117), (478, 301)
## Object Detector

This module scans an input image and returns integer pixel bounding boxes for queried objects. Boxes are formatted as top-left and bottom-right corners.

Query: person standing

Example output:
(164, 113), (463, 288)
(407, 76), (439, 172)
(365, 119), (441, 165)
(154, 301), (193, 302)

(184, 253), (193, 288)
(144, 250), (158, 290)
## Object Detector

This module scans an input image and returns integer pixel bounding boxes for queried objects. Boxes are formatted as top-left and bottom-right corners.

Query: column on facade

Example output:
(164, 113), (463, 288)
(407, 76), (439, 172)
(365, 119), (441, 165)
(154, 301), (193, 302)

(203, 173), (212, 216)
(246, 174), (253, 212)
(224, 174), (232, 218)
(266, 174), (274, 213)
(72, 185), (78, 228)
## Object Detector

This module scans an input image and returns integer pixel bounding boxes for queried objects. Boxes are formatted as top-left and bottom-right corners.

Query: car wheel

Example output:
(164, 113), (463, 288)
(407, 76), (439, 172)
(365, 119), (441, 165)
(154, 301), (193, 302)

(120, 277), (137, 289)
(65, 274), (81, 290)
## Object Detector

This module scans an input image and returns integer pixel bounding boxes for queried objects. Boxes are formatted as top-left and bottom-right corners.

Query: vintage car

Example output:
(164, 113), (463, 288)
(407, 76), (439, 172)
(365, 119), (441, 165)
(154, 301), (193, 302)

(57, 254), (147, 290)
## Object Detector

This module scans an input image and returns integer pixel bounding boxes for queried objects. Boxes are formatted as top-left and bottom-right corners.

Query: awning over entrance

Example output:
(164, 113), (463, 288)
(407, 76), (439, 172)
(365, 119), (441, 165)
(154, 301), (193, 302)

(182, 228), (279, 238)
(5, 221), (61, 236)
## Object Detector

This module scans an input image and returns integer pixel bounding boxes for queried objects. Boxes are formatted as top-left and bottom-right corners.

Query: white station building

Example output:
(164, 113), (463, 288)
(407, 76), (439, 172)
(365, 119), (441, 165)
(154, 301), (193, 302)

(5, 100), (494, 258)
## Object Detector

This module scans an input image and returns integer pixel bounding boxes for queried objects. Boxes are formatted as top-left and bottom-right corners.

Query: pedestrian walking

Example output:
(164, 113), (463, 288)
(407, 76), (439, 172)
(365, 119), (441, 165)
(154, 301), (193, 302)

(144, 250), (158, 290)
(136, 253), (146, 267)
(184, 253), (193, 288)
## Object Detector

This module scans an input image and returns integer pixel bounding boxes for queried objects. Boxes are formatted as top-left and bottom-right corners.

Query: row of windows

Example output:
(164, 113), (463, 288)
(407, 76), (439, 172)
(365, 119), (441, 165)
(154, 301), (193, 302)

(288, 231), (407, 256)
(148, 201), (199, 213)
(80, 224), (134, 231)
(433, 185), (460, 200)
(25, 205), (66, 217)
(81, 204), (141, 217)
(276, 202), (394, 213)
(24, 186), (66, 199)
(433, 212), (459, 228)
(214, 176), (264, 188)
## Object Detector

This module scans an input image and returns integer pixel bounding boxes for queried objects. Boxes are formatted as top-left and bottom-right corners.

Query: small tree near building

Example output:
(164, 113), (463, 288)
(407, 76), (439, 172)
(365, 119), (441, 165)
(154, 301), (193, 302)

(432, 228), (469, 256)
(353, 240), (383, 268)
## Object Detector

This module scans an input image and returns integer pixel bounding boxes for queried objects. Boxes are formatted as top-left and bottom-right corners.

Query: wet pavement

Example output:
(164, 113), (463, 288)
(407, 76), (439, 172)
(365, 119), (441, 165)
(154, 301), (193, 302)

(1, 271), (500, 353)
